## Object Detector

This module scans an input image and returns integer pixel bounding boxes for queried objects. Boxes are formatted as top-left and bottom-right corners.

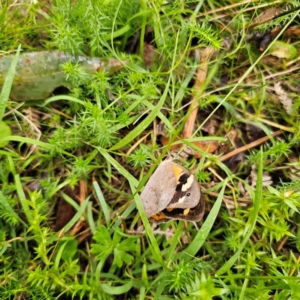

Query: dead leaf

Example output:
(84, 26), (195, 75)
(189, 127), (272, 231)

(144, 43), (156, 66)
(268, 41), (297, 60)
(249, 165), (273, 189)
(274, 82), (293, 114)
(253, 7), (282, 24)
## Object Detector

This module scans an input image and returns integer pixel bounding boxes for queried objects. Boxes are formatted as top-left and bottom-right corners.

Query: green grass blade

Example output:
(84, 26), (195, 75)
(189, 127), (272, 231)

(14, 175), (33, 224)
(101, 280), (133, 295)
(111, 201), (136, 231)
(103, 24), (131, 40)
(7, 156), (33, 224)
(48, 198), (90, 243)
(99, 149), (138, 186)
(174, 50), (199, 107)
(93, 181), (111, 226)
(63, 197), (90, 232)
(0, 135), (53, 149)
(166, 221), (184, 263)
(0, 45), (21, 121)
(178, 179), (228, 262)
(143, 99), (174, 132)
(61, 191), (81, 211)
(109, 77), (171, 151)
(0, 242), (9, 256)
(98, 149), (163, 265)
(42, 95), (85, 106)
(87, 201), (96, 234)
(216, 149), (263, 276)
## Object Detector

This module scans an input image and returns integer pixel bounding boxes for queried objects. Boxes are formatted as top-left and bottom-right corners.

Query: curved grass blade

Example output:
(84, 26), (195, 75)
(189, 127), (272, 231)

(109, 77), (170, 151)
(98, 149), (163, 265)
(216, 149), (263, 276)
(178, 179), (227, 263)
(0, 135), (53, 149)
(0, 45), (21, 121)
(93, 181), (111, 226)
(101, 280), (133, 295)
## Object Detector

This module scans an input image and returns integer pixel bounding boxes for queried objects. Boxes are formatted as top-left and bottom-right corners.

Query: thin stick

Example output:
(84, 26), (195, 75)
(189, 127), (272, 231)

(219, 130), (282, 162)
(182, 47), (215, 138)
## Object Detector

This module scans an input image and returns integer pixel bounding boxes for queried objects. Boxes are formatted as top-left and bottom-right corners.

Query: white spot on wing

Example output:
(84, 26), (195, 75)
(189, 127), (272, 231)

(181, 175), (194, 192)
(178, 196), (186, 203)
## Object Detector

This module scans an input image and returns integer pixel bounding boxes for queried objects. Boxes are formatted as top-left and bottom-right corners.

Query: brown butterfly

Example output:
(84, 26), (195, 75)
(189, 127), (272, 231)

(140, 160), (205, 223)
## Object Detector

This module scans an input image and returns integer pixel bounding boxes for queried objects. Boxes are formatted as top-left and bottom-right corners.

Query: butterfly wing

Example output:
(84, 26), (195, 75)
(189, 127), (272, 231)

(140, 160), (177, 217)
(151, 194), (205, 223)
(166, 163), (201, 209)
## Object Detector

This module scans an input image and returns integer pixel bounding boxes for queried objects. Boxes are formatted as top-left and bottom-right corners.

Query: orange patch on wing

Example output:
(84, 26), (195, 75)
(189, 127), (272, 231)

(150, 212), (168, 222)
(183, 208), (190, 216)
(172, 163), (184, 183)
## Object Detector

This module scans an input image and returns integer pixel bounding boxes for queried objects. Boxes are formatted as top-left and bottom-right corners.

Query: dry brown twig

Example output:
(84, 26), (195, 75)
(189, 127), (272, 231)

(218, 130), (282, 163)
(182, 47), (216, 139)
